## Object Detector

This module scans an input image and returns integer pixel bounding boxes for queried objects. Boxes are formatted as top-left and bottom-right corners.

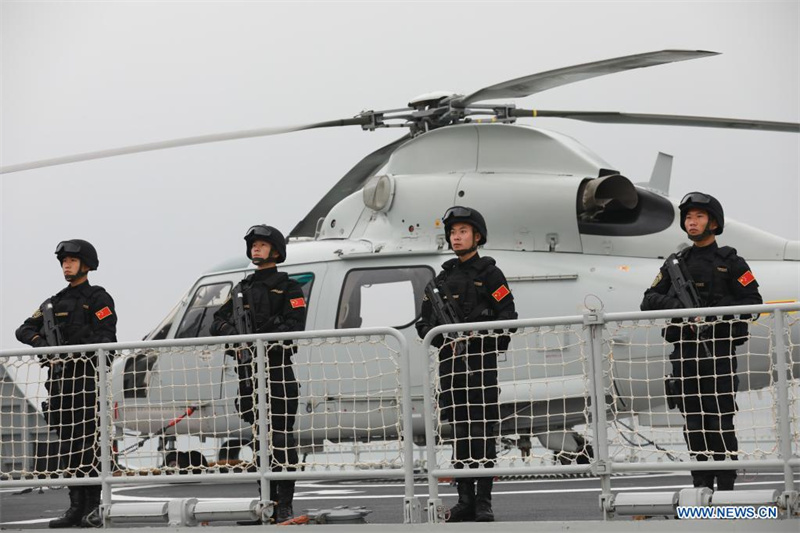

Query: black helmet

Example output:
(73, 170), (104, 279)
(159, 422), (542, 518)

(55, 239), (99, 270)
(244, 225), (286, 264)
(679, 192), (725, 235)
(442, 206), (488, 246)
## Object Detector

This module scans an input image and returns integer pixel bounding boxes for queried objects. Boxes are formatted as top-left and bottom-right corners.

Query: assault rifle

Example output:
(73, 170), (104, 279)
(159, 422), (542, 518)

(41, 300), (63, 347)
(424, 280), (466, 356)
(230, 284), (254, 364)
(664, 253), (713, 358)
(41, 300), (64, 375)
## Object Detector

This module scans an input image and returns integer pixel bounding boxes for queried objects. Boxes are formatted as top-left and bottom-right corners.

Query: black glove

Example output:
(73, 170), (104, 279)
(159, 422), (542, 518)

(220, 322), (237, 336)
(31, 336), (48, 348)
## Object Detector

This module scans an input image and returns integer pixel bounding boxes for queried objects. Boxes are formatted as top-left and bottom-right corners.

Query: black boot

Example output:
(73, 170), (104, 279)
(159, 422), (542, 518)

(692, 472), (715, 491)
(475, 477), (495, 522)
(80, 486), (103, 528)
(274, 481), (295, 523)
(446, 479), (475, 522)
(716, 471), (736, 491)
(49, 487), (86, 528)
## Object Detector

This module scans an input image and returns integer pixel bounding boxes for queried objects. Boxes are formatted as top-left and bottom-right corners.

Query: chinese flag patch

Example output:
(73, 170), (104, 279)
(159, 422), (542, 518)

(492, 285), (510, 302)
(290, 297), (306, 309)
(95, 307), (113, 320)
(738, 270), (756, 287)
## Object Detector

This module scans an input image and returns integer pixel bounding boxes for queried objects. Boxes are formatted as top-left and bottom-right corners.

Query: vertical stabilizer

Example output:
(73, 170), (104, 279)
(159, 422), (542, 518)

(638, 152), (673, 195)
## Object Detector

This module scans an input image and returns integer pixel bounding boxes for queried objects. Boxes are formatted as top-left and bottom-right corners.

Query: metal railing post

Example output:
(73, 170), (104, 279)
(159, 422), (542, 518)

(772, 309), (798, 517)
(254, 339), (271, 522)
(583, 311), (613, 519)
(96, 348), (112, 527)
(420, 339), (443, 523)
(395, 333), (421, 523)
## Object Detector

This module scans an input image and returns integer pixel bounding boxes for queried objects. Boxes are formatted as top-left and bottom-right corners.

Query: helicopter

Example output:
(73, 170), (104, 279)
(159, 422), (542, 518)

(3, 50), (798, 469)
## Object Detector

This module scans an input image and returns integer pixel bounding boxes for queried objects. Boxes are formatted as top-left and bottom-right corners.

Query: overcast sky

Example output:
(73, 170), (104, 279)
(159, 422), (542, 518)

(1, 1), (798, 348)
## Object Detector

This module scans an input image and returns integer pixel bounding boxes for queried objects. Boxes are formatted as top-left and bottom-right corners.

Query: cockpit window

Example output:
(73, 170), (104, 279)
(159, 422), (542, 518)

(336, 266), (434, 329)
(175, 283), (233, 339)
(576, 175), (674, 236)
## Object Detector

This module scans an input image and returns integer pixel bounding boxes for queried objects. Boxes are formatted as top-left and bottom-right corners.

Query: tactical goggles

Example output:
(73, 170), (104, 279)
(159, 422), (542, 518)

(442, 207), (473, 221)
(245, 225), (273, 240)
(55, 241), (81, 254)
(680, 192), (712, 206)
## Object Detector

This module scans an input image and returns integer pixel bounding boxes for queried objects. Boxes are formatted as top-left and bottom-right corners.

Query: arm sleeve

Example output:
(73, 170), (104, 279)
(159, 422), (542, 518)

(484, 267), (518, 322)
(16, 304), (47, 347)
(271, 280), (307, 333)
(415, 294), (438, 340)
(210, 297), (236, 336)
(641, 264), (683, 311)
(715, 256), (762, 308)
(85, 291), (118, 344)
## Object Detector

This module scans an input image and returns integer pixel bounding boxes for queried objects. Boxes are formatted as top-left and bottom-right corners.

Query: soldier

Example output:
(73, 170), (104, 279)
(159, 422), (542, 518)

(416, 207), (517, 522)
(210, 225), (306, 524)
(641, 192), (762, 491)
(16, 240), (117, 528)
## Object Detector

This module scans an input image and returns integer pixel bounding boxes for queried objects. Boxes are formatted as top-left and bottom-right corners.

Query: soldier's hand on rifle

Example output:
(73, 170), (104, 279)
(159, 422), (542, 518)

(31, 335), (48, 348)
(216, 322), (236, 337)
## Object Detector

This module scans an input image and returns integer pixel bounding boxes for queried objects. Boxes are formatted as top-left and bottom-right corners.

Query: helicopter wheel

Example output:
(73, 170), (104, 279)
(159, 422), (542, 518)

(164, 450), (207, 474)
(218, 439), (256, 461)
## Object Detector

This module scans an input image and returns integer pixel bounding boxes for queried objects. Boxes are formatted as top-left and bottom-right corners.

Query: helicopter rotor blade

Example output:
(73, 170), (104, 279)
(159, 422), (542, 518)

(289, 134), (411, 238)
(511, 109), (800, 133)
(0, 117), (371, 175)
(456, 50), (719, 107)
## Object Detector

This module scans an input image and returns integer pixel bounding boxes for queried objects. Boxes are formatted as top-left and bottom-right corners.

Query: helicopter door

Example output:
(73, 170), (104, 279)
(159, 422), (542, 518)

(329, 266), (435, 439)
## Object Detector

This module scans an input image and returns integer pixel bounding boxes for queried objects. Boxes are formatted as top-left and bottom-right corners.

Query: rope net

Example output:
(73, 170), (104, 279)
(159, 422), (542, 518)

(605, 313), (795, 463)
(1, 334), (405, 479)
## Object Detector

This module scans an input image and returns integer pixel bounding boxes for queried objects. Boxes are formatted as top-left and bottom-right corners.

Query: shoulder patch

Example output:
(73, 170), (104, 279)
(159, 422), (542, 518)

(651, 272), (663, 288)
(492, 284), (510, 302)
(738, 270), (756, 287)
(95, 307), (113, 320)
(290, 297), (306, 309)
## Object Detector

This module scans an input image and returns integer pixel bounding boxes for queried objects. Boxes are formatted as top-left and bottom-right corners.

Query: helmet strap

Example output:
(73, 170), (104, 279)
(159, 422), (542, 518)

(688, 220), (715, 242)
(454, 244), (478, 257)
(64, 259), (88, 282)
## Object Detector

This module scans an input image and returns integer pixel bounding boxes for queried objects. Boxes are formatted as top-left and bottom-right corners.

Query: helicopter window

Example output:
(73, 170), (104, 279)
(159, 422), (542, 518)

(175, 282), (233, 339)
(122, 351), (158, 399)
(336, 267), (435, 329)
